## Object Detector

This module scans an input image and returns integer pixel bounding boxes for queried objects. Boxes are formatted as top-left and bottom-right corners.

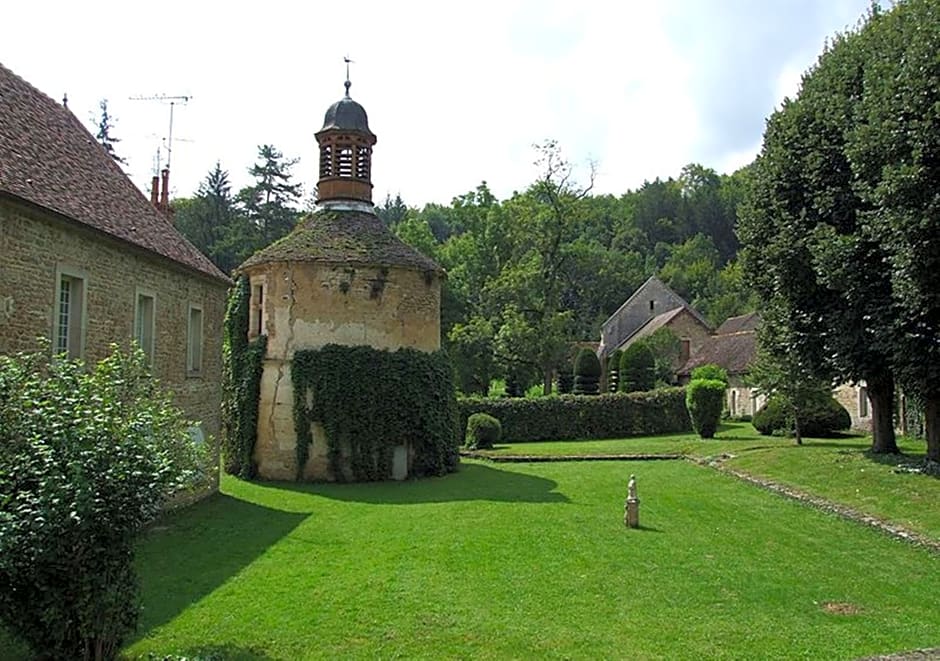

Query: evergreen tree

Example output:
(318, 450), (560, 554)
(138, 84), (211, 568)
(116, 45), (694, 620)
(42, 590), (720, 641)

(237, 144), (302, 245)
(93, 99), (126, 165)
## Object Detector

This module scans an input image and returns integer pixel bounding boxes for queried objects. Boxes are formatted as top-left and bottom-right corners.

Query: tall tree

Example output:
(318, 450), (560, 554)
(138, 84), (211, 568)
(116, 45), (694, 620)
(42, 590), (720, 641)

(237, 145), (302, 245)
(846, 0), (940, 460)
(93, 99), (126, 165)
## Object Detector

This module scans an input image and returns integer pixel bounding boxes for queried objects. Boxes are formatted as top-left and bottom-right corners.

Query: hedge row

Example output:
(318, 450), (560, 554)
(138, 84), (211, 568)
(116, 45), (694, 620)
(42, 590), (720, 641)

(457, 387), (691, 443)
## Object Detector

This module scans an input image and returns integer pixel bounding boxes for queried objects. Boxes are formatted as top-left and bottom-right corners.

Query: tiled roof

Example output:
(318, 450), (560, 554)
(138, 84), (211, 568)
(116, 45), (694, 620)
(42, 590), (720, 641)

(715, 311), (760, 335)
(614, 307), (686, 351)
(239, 208), (444, 273)
(679, 330), (757, 376)
(0, 62), (227, 283)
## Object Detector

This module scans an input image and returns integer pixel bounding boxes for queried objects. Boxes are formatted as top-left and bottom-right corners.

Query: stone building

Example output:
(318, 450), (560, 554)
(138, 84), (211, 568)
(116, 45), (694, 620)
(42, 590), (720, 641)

(0, 63), (229, 458)
(597, 276), (712, 387)
(678, 312), (765, 417)
(237, 78), (444, 481)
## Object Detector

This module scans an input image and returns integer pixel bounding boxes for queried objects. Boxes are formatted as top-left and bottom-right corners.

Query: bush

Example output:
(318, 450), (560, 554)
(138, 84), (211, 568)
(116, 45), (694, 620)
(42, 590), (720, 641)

(607, 349), (622, 392)
(752, 395), (852, 437)
(556, 360), (574, 394)
(466, 413), (502, 449)
(691, 364), (729, 386)
(0, 348), (204, 660)
(686, 378), (726, 438)
(458, 388), (692, 443)
(619, 343), (656, 393)
(573, 348), (601, 395)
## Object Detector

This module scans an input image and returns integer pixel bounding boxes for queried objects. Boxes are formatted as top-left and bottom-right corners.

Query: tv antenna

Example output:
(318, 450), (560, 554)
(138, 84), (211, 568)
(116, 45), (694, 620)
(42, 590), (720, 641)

(129, 94), (191, 171)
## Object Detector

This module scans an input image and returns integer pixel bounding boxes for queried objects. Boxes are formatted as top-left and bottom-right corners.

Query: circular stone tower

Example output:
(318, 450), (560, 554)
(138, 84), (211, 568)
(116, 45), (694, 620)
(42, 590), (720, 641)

(237, 78), (444, 481)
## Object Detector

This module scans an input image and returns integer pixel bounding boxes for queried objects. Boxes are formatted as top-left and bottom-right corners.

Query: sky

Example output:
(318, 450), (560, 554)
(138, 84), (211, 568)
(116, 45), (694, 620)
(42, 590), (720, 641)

(3, 0), (874, 208)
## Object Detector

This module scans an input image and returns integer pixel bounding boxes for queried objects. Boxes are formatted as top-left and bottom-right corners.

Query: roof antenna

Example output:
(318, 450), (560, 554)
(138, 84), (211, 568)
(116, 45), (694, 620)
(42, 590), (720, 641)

(344, 56), (354, 97)
(62, 93), (68, 109)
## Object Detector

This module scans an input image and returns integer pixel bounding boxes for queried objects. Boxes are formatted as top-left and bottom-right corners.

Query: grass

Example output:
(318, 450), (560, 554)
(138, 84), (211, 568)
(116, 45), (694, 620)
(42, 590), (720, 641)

(126, 460), (937, 659)
(486, 422), (940, 541)
(3, 424), (938, 659)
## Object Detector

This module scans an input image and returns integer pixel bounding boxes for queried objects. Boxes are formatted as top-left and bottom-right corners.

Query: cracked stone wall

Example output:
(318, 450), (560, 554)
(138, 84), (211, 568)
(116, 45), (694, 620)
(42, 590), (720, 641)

(243, 260), (441, 480)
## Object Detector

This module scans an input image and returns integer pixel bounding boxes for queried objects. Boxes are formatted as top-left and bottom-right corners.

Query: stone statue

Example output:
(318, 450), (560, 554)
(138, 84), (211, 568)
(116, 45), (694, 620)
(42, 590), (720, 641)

(628, 474), (637, 501)
(625, 474), (639, 528)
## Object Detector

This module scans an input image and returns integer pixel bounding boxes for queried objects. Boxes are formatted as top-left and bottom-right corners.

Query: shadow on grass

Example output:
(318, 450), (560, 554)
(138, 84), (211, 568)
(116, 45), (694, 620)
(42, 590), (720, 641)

(262, 462), (570, 505)
(132, 493), (309, 641)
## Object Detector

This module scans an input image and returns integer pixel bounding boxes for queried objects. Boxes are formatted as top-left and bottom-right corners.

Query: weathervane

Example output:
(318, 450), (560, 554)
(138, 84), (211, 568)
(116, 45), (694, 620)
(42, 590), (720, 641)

(344, 55), (354, 96)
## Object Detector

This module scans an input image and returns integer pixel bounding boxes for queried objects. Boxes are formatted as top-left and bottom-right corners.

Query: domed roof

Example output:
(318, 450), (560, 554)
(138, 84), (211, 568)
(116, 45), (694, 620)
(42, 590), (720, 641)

(320, 84), (374, 135)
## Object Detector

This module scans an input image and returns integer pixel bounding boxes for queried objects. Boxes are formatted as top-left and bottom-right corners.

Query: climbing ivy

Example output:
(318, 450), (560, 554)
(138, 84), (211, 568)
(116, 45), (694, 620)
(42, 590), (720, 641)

(220, 276), (267, 478)
(292, 344), (459, 481)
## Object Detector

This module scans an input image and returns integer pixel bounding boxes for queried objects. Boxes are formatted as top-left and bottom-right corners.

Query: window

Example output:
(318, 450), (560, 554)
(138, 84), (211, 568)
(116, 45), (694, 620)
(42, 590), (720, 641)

(730, 390), (738, 417)
(249, 278), (266, 338)
(859, 386), (869, 418)
(53, 269), (86, 359)
(134, 289), (156, 363)
(649, 300), (655, 312)
(187, 304), (204, 374)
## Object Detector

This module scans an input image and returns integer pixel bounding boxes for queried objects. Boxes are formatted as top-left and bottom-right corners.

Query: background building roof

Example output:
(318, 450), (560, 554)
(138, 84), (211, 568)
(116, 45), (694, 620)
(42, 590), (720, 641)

(0, 62), (227, 283)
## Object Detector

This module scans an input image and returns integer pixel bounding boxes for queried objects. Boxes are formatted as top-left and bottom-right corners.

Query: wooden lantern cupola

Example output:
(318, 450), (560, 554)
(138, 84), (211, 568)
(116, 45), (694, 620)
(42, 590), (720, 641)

(315, 76), (377, 206)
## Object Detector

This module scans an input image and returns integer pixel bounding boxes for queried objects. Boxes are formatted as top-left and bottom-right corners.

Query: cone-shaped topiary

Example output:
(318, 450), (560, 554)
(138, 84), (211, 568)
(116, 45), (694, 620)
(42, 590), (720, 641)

(556, 360), (574, 394)
(573, 348), (601, 395)
(686, 378), (726, 438)
(619, 342), (656, 393)
(607, 349), (622, 392)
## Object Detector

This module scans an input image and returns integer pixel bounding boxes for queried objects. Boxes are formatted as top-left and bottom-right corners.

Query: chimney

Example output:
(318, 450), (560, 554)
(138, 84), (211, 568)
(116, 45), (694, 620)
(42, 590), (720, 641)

(160, 168), (170, 212)
(151, 175), (160, 207)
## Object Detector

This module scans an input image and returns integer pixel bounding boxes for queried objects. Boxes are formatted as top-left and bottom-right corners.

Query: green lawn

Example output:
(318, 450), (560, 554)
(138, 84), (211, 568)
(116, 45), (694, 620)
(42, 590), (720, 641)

(119, 460), (939, 659)
(486, 422), (940, 541)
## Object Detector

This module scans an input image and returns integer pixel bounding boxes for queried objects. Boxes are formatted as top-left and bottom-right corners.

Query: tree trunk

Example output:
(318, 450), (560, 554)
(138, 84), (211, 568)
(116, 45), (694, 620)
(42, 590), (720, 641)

(791, 404), (802, 445)
(868, 374), (899, 454)
(543, 369), (553, 396)
(925, 394), (939, 463)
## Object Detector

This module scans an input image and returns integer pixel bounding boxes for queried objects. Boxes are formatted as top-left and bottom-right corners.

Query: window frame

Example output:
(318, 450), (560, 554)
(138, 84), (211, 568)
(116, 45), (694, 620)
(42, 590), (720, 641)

(187, 302), (204, 376)
(134, 287), (157, 364)
(52, 265), (87, 360)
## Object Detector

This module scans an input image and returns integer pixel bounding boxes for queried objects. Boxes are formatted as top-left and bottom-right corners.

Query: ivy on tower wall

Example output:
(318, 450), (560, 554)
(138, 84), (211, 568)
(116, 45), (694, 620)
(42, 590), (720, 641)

(220, 276), (267, 478)
(292, 345), (459, 481)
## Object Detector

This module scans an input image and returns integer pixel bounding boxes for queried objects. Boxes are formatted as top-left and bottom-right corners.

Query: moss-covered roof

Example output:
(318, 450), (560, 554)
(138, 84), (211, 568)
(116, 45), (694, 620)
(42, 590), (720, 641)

(238, 209), (443, 273)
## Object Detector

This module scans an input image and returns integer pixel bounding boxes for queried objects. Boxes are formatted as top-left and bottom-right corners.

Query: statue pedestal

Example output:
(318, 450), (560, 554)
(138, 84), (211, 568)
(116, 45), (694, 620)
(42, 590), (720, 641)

(625, 498), (640, 529)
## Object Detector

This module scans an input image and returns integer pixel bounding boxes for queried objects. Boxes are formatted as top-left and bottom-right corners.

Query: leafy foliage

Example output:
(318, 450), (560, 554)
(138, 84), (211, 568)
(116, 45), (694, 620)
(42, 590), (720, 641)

(619, 343), (656, 393)
(465, 413), (502, 450)
(458, 388), (691, 443)
(691, 364), (728, 386)
(220, 276), (267, 478)
(753, 395), (851, 438)
(0, 347), (203, 660)
(573, 347), (601, 395)
(292, 345), (459, 481)
(685, 379), (726, 439)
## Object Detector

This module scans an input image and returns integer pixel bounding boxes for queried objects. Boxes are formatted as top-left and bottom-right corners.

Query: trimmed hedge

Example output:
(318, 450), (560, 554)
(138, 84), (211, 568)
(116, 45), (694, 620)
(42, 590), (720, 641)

(573, 348), (601, 396)
(457, 388), (691, 443)
(753, 395), (852, 437)
(466, 413), (502, 450)
(619, 343), (656, 393)
(686, 378), (726, 439)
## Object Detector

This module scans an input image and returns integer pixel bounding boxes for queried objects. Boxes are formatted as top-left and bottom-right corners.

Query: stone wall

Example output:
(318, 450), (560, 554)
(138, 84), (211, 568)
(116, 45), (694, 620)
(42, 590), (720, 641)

(243, 260), (441, 480)
(834, 382), (872, 433)
(0, 198), (228, 461)
(727, 377), (765, 417)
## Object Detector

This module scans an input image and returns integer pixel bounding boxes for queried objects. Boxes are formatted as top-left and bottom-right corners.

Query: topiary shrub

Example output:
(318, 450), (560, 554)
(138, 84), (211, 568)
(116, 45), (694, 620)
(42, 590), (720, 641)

(686, 378), (726, 438)
(753, 395), (851, 437)
(573, 348), (601, 395)
(691, 363), (729, 386)
(556, 360), (574, 394)
(607, 349), (622, 392)
(619, 343), (656, 393)
(466, 413), (502, 450)
(0, 347), (205, 661)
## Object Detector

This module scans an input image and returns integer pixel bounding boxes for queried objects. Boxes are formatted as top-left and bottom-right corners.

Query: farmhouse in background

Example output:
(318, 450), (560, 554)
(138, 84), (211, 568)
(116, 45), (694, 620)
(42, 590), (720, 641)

(0, 63), (230, 477)
(678, 311), (763, 417)
(597, 275), (712, 386)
